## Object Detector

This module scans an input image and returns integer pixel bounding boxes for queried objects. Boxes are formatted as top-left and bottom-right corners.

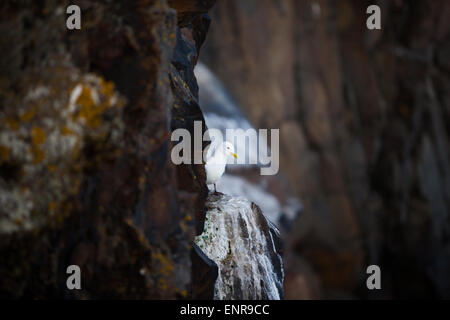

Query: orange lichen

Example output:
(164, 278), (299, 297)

(31, 126), (46, 145)
(152, 252), (174, 277)
(181, 290), (187, 297)
(157, 277), (169, 291)
(138, 176), (146, 188)
(29, 126), (46, 163)
(31, 147), (45, 163)
(76, 86), (95, 119)
(5, 118), (19, 130)
(75, 85), (112, 128)
(19, 106), (37, 122)
(60, 126), (74, 135)
(12, 217), (23, 226)
(48, 201), (56, 212)
(0, 145), (10, 164)
(99, 78), (114, 97)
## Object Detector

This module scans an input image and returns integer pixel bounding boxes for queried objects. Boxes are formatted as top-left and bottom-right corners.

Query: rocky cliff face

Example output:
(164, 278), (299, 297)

(0, 0), (285, 300)
(0, 0), (202, 299)
(195, 194), (284, 300)
(201, 0), (450, 299)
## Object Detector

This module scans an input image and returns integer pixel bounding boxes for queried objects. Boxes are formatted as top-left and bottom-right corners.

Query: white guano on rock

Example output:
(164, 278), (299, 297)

(194, 193), (284, 300)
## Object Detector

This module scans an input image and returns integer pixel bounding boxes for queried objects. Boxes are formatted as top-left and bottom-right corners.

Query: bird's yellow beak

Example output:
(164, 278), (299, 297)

(231, 152), (238, 159)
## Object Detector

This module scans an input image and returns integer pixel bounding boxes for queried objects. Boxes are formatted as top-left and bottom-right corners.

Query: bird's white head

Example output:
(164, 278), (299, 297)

(222, 141), (238, 159)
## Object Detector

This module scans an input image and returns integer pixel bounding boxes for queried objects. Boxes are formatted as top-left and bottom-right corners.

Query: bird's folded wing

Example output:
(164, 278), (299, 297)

(205, 142), (217, 162)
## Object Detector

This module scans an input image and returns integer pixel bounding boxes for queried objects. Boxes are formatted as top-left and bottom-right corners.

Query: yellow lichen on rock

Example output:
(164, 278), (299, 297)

(0, 64), (126, 234)
(152, 251), (175, 277)
(0, 146), (10, 164)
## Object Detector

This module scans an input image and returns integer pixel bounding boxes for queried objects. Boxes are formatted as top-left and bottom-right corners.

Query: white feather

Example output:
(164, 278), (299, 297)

(205, 142), (236, 186)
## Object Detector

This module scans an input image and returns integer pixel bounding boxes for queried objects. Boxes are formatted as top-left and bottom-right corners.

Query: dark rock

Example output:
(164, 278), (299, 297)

(0, 0), (216, 299)
(190, 243), (218, 299)
(168, 0), (216, 27)
(201, 0), (450, 299)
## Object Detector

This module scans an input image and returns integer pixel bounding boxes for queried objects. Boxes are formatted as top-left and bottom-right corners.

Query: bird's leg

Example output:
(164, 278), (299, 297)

(214, 183), (217, 194)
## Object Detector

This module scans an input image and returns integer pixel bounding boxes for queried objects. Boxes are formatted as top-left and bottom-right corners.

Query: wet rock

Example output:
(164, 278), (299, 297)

(195, 193), (284, 300)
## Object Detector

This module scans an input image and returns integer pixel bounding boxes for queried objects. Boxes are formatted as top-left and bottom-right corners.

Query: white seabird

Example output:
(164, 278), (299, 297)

(205, 141), (238, 193)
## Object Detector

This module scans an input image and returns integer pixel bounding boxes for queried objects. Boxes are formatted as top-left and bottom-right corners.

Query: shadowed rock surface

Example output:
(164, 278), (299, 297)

(0, 0), (216, 299)
(201, 0), (450, 299)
